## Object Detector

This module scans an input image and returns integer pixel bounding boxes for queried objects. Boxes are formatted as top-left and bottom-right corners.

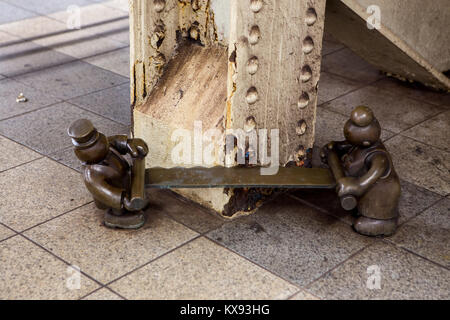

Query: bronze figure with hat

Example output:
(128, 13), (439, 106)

(68, 119), (149, 229)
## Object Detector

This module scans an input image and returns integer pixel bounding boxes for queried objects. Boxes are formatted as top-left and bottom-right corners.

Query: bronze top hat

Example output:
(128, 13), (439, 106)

(68, 119), (100, 149)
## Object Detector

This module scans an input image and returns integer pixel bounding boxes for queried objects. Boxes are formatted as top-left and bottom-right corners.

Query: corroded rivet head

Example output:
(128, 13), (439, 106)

(305, 8), (317, 26)
(249, 25), (261, 45)
(351, 106), (375, 127)
(189, 26), (199, 40)
(302, 36), (314, 54)
(250, 0), (263, 13)
(298, 92), (310, 109)
(244, 116), (257, 132)
(246, 87), (259, 105)
(68, 119), (99, 148)
(296, 120), (307, 136)
(154, 0), (166, 12)
(247, 56), (259, 75)
(300, 65), (312, 82)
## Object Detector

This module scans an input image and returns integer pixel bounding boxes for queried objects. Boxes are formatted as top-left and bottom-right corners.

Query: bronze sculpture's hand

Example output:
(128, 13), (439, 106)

(127, 138), (149, 158)
(320, 142), (335, 164)
(336, 177), (363, 197)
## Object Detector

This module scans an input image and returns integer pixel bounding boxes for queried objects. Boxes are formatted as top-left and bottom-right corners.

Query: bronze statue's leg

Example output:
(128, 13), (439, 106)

(104, 209), (146, 229)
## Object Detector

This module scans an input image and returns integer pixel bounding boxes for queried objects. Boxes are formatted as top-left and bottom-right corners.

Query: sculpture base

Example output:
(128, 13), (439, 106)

(104, 210), (146, 230)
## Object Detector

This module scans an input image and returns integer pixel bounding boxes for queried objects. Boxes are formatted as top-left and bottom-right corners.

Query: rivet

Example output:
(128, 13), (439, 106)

(247, 56), (259, 75)
(300, 65), (312, 82)
(302, 36), (314, 54)
(250, 0), (263, 13)
(154, 0), (166, 12)
(244, 116), (257, 132)
(189, 26), (199, 40)
(298, 92), (310, 109)
(305, 8), (317, 26)
(246, 87), (259, 105)
(296, 120), (307, 136)
(249, 25), (261, 45)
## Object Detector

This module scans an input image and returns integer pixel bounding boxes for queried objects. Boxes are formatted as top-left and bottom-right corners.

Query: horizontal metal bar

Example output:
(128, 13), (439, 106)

(145, 167), (336, 189)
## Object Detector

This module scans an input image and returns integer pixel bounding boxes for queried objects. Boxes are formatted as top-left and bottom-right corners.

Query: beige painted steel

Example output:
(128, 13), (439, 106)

(227, 0), (325, 164)
(131, 0), (326, 215)
(325, 0), (450, 90)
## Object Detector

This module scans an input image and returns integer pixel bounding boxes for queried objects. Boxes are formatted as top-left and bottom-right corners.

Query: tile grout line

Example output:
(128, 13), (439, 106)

(205, 235), (332, 296)
(0, 81), (130, 128)
(103, 235), (203, 288)
(304, 242), (377, 292)
(0, 45), (130, 80)
(381, 238), (450, 271)
(381, 108), (449, 148)
(17, 233), (107, 292)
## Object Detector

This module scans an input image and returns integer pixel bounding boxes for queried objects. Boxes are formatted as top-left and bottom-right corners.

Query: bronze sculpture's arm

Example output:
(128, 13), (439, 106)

(321, 140), (353, 164)
(108, 135), (129, 154)
(84, 165), (125, 210)
(108, 135), (149, 159)
(337, 153), (389, 197)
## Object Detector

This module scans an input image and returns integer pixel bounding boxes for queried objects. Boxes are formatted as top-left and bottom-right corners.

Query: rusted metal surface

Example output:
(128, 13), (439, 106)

(145, 166), (335, 189)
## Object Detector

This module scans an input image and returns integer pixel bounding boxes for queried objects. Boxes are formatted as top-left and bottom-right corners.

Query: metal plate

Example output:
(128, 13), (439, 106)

(145, 167), (336, 189)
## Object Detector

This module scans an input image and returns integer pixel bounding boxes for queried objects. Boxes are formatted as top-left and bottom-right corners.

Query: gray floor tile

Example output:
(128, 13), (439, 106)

(48, 3), (129, 45)
(48, 147), (83, 172)
(109, 237), (299, 300)
(291, 180), (443, 226)
(83, 47), (130, 77)
(147, 189), (224, 234)
(308, 242), (450, 299)
(390, 198), (449, 268)
(321, 48), (384, 84)
(0, 157), (92, 231)
(0, 2), (37, 24)
(0, 31), (76, 77)
(385, 135), (450, 196)
(317, 72), (360, 105)
(0, 15), (126, 60)
(0, 78), (61, 120)
(68, 82), (131, 125)
(322, 85), (445, 133)
(12, 60), (128, 100)
(375, 77), (450, 108)
(24, 203), (199, 284)
(4, 0), (94, 16)
(100, 0), (129, 13)
(0, 236), (99, 299)
(0, 135), (41, 172)
(402, 111), (450, 151)
(0, 102), (129, 155)
(207, 194), (373, 287)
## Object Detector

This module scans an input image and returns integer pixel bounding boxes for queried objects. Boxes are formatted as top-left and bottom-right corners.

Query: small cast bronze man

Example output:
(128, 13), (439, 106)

(68, 119), (149, 229)
(322, 106), (401, 236)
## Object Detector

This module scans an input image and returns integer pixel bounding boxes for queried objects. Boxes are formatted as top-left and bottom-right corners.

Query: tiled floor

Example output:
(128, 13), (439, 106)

(0, 0), (449, 300)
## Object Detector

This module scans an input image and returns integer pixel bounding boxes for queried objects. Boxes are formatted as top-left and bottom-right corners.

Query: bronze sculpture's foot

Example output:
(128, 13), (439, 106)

(354, 216), (397, 237)
(104, 210), (146, 229)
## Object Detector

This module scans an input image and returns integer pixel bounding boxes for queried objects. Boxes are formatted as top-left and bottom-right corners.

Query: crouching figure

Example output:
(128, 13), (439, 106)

(322, 106), (401, 236)
(68, 119), (149, 229)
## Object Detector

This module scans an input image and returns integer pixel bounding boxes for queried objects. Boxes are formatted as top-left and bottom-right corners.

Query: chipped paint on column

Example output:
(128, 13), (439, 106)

(227, 0), (326, 165)
(130, 0), (224, 111)
(130, 0), (180, 109)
